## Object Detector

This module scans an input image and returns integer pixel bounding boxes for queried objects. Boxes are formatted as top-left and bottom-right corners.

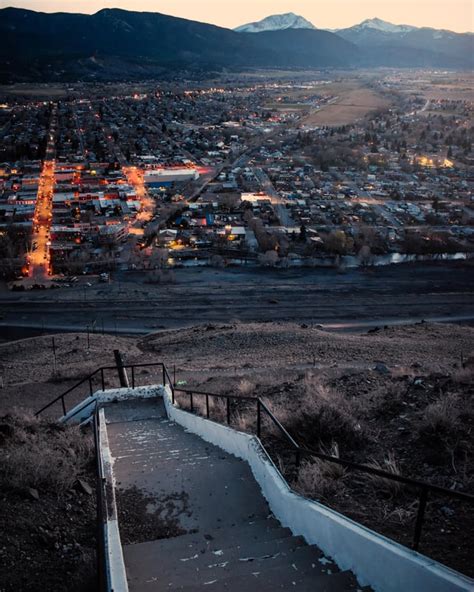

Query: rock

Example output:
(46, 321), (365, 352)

(28, 488), (40, 501)
(75, 479), (93, 496)
(374, 362), (389, 375)
(441, 506), (455, 517)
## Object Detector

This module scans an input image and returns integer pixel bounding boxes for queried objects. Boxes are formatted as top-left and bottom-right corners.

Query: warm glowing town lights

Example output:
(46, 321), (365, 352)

(28, 159), (55, 280)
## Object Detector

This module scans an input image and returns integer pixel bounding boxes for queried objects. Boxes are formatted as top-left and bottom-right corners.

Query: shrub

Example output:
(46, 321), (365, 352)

(419, 393), (460, 440)
(267, 373), (368, 451)
(0, 413), (93, 494)
(295, 456), (347, 499)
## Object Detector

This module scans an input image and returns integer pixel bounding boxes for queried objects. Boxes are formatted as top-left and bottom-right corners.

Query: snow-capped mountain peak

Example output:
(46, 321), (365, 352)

(350, 17), (417, 34)
(235, 13), (316, 34)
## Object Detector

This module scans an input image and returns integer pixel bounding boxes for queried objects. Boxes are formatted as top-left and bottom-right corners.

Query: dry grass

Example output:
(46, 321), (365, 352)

(452, 365), (474, 385)
(266, 372), (368, 451)
(295, 455), (347, 499)
(0, 412), (94, 494)
(367, 452), (405, 499)
(301, 86), (390, 127)
(238, 379), (255, 396)
(418, 393), (461, 443)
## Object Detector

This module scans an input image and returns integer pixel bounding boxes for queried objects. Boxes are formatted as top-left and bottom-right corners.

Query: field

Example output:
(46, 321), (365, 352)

(300, 82), (391, 127)
(419, 74), (474, 101)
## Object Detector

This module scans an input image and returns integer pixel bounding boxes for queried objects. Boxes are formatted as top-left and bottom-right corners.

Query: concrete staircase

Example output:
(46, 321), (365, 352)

(124, 521), (365, 591)
(105, 399), (367, 591)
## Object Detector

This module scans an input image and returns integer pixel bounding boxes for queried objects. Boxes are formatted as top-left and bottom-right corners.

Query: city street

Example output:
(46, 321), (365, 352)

(26, 107), (57, 281)
(27, 159), (55, 279)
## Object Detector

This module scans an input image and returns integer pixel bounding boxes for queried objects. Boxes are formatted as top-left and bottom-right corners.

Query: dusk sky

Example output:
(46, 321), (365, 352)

(2, 0), (473, 32)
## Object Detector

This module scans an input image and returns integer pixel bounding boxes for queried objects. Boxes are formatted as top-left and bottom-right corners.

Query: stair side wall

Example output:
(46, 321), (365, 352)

(163, 386), (473, 592)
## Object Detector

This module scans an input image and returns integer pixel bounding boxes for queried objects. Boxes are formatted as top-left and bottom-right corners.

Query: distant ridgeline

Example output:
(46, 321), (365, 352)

(0, 7), (472, 82)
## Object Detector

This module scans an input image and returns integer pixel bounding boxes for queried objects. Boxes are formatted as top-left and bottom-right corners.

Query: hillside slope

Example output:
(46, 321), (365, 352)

(0, 7), (357, 82)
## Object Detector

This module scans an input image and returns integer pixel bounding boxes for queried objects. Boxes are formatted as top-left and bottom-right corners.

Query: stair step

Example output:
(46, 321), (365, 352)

(124, 517), (287, 557)
(137, 535), (307, 577)
(126, 544), (332, 590)
(176, 568), (361, 592)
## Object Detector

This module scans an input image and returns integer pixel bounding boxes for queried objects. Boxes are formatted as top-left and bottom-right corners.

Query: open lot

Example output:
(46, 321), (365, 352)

(301, 82), (391, 126)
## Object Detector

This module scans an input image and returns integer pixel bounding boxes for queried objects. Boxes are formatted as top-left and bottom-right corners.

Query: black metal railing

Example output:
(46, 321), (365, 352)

(171, 385), (474, 552)
(35, 361), (173, 418)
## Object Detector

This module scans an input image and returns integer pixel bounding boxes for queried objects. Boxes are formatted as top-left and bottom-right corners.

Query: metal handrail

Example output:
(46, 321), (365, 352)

(257, 398), (300, 450)
(171, 385), (474, 552)
(35, 361), (167, 417)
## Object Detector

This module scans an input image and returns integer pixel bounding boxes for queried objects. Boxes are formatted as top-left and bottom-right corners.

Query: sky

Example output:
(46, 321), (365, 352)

(2, 0), (473, 32)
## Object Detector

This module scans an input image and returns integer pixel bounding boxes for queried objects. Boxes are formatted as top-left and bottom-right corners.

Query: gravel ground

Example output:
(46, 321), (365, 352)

(0, 321), (472, 415)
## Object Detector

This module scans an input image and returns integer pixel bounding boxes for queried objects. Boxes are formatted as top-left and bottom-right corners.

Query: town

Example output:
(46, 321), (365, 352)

(0, 70), (473, 288)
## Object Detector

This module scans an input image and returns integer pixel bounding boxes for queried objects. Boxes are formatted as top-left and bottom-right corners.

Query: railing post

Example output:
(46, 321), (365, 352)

(100, 368), (105, 391)
(173, 365), (176, 387)
(171, 385), (175, 405)
(257, 399), (261, 438)
(413, 487), (428, 551)
(61, 395), (66, 417)
(226, 397), (230, 425)
(113, 350), (129, 388)
(190, 392), (194, 413)
(131, 366), (135, 389)
(206, 394), (210, 418)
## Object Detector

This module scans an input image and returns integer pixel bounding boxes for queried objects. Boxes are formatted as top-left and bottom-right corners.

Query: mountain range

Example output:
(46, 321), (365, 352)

(0, 8), (472, 83)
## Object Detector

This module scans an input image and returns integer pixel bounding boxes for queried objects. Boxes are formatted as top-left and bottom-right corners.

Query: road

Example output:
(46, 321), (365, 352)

(27, 106), (57, 280)
(122, 165), (155, 225)
(253, 167), (295, 227)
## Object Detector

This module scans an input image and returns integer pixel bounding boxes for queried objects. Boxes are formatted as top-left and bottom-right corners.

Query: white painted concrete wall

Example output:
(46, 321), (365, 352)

(98, 408), (129, 592)
(62, 385), (164, 424)
(163, 386), (473, 592)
